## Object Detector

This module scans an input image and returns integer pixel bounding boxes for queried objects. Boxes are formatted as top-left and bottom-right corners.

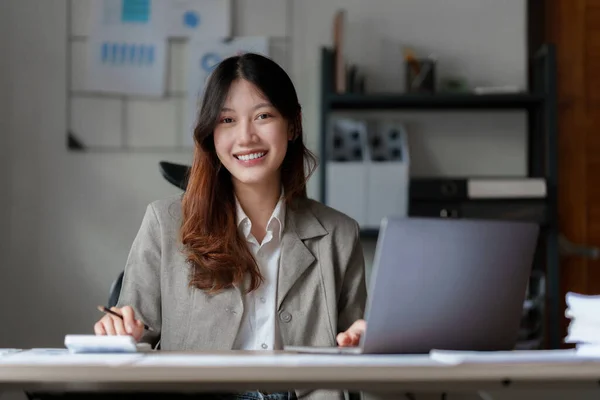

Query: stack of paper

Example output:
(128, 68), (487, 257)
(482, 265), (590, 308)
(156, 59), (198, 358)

(565, 292), (600, 356)
(429, 349), (579, 365)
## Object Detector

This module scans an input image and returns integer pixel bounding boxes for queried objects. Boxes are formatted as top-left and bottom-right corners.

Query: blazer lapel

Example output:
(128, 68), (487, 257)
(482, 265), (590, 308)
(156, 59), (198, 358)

(277, 200), (328, 310)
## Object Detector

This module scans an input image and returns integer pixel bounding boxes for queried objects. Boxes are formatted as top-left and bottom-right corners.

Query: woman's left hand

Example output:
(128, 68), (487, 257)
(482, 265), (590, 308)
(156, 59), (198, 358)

(336, 319), (366, 347)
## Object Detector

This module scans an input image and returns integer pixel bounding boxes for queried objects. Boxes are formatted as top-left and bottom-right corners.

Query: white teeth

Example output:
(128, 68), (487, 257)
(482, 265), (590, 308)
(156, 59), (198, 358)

(237, 152), (265, 161)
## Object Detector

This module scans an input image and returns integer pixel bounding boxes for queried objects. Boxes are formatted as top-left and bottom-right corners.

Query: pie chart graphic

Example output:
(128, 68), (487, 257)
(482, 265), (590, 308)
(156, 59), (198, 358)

(183, 11), (200, 28)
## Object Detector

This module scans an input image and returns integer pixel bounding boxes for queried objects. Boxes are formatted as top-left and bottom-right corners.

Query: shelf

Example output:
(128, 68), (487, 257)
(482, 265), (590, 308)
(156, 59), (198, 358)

(360, 219), (552, 240)
(325, 92), (545, 111)
(321, 44), (560, 349)
(359, 197), (550, 238)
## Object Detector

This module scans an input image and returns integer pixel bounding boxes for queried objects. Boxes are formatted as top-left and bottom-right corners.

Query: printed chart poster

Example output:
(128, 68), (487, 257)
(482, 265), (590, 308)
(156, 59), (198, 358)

(185, 37), (270, 146)
(85, 0), (167, 96)
(155, 0), (232, 38)
(89, 0), (164, 35)
(85, 30), (167, 97)
(91, 0), (231, 38)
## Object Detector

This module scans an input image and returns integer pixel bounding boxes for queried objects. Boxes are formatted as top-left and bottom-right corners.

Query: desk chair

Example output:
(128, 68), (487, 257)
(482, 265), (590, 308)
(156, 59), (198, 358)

(107, 271), (124, 308)
(158, 161), (190, 191)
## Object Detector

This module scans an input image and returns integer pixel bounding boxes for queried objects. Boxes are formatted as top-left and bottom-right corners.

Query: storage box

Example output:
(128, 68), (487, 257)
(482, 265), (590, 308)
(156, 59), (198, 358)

(364, 121), (410, 229)
(325, 119), (369, 226)
(326, 162), (368, 226)
(324, 119), (410, 229)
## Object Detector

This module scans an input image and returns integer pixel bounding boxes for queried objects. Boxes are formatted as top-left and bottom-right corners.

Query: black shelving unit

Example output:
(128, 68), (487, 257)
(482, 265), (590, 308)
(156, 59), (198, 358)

(318, 45), (559, 349)
(326, 92), (546, 111)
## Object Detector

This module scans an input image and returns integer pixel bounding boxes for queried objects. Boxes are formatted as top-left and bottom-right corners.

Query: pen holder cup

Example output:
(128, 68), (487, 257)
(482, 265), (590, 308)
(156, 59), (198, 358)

(405, 59), (436, 93)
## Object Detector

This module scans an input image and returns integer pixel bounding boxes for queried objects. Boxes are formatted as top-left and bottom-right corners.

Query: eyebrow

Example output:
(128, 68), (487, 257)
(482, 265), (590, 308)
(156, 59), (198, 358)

(221, 102), (273, 112)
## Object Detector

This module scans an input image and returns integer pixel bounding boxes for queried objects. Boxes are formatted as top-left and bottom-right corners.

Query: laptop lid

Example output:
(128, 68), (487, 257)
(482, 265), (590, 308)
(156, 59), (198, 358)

(360, 217), (539, 354)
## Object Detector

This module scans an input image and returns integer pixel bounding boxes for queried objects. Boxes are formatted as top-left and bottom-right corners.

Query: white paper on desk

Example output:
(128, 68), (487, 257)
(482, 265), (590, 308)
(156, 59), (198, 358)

(0, 349), (22, 356)
(565, 324), (600, 344)
(0, 349), (144, 366)
(566, 292), (600, 318)
(575, 344), (600, 357)
(136, 353), (438, 367)
(429, 349), (585, 365)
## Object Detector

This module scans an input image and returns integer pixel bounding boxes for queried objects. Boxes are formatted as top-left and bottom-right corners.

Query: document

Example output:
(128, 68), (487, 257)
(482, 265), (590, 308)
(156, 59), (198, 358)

(429, 349), (586, 365)
(575, 344), (600, 357)
(86, 0), (167, 96)
(84, 29), (167, 97)
(0, 349), (22, 356)
(0, 349), (143, 366)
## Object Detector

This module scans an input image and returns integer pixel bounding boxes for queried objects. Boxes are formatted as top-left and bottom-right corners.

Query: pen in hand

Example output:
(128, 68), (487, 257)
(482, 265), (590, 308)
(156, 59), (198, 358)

(96, 305), (154, 332)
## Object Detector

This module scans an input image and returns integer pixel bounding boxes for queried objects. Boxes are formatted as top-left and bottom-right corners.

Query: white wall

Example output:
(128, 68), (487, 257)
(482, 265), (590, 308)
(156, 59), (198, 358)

(1, 0), (190, 351)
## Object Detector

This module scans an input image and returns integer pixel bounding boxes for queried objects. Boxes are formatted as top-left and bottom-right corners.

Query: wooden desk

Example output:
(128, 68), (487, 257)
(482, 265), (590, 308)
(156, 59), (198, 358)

(2, 352), (600, 394)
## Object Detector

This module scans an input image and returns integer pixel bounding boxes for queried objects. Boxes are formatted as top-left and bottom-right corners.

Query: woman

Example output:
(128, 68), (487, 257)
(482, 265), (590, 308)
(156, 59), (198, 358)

(94, 53), (367, 400)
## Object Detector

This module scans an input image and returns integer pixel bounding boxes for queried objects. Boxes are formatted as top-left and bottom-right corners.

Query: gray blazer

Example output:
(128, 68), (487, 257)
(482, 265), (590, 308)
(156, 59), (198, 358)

(117, 195), (367, 399)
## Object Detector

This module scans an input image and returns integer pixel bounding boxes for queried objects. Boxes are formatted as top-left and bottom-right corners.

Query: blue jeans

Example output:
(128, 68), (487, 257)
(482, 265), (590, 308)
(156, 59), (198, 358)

(25, 392), (297, 400)
(24, 392), (297, 399)
(202, 392), (296, 400)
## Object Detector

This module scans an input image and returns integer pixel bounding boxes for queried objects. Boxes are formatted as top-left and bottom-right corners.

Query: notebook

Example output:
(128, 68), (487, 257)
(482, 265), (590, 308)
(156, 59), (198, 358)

(64, 335), (152, 353)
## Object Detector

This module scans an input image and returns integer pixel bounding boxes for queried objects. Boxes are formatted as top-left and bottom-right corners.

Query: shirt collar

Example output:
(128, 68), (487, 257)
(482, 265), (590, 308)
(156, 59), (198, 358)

(235, 188), (286, 240)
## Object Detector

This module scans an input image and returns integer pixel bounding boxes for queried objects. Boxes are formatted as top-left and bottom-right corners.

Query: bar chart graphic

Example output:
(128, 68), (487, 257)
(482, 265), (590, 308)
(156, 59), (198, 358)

(86, 34), (166, 96)
(84, 0), (167, 96)
(100, 42), (156, 66)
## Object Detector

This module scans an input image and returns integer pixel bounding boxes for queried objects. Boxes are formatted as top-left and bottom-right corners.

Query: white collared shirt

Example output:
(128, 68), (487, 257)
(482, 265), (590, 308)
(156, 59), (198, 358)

(232, 193), (285, 351)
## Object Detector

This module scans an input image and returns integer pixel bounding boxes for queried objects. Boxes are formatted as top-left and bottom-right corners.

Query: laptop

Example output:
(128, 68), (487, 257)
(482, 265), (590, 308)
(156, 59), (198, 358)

(285, 217), (539, 354)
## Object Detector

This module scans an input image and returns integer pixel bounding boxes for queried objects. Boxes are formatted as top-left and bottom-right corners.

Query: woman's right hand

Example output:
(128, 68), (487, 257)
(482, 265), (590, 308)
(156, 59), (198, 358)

(93, 306), (144, 342)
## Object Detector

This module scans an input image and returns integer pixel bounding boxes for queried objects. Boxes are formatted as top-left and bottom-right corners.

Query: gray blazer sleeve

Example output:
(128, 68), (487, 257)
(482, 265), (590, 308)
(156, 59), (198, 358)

(336, 222), (368, 333)
(116, 203), (162, 347)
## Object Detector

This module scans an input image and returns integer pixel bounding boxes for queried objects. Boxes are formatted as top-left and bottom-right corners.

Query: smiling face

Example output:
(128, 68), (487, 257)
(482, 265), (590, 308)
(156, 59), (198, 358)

(213, 79), (292, 190)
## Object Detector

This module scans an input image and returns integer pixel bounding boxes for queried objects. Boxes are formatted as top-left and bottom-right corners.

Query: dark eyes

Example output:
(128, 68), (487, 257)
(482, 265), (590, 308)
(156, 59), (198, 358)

(219, 114), (271, 124)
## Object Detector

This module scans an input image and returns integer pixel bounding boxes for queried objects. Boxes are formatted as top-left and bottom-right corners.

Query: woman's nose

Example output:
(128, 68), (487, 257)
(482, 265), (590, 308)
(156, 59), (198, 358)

(237, 120), (257, 143)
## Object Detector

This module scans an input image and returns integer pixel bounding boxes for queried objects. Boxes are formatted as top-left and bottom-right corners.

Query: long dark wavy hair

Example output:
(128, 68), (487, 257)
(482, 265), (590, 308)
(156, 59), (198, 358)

(181, 53), (317, 294)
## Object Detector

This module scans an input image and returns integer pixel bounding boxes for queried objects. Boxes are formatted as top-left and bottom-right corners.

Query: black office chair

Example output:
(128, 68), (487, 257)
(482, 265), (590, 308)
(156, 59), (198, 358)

(158, 161), (190, 191)
(107, 271), (124, 309)
(108, 161), (189, 307)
